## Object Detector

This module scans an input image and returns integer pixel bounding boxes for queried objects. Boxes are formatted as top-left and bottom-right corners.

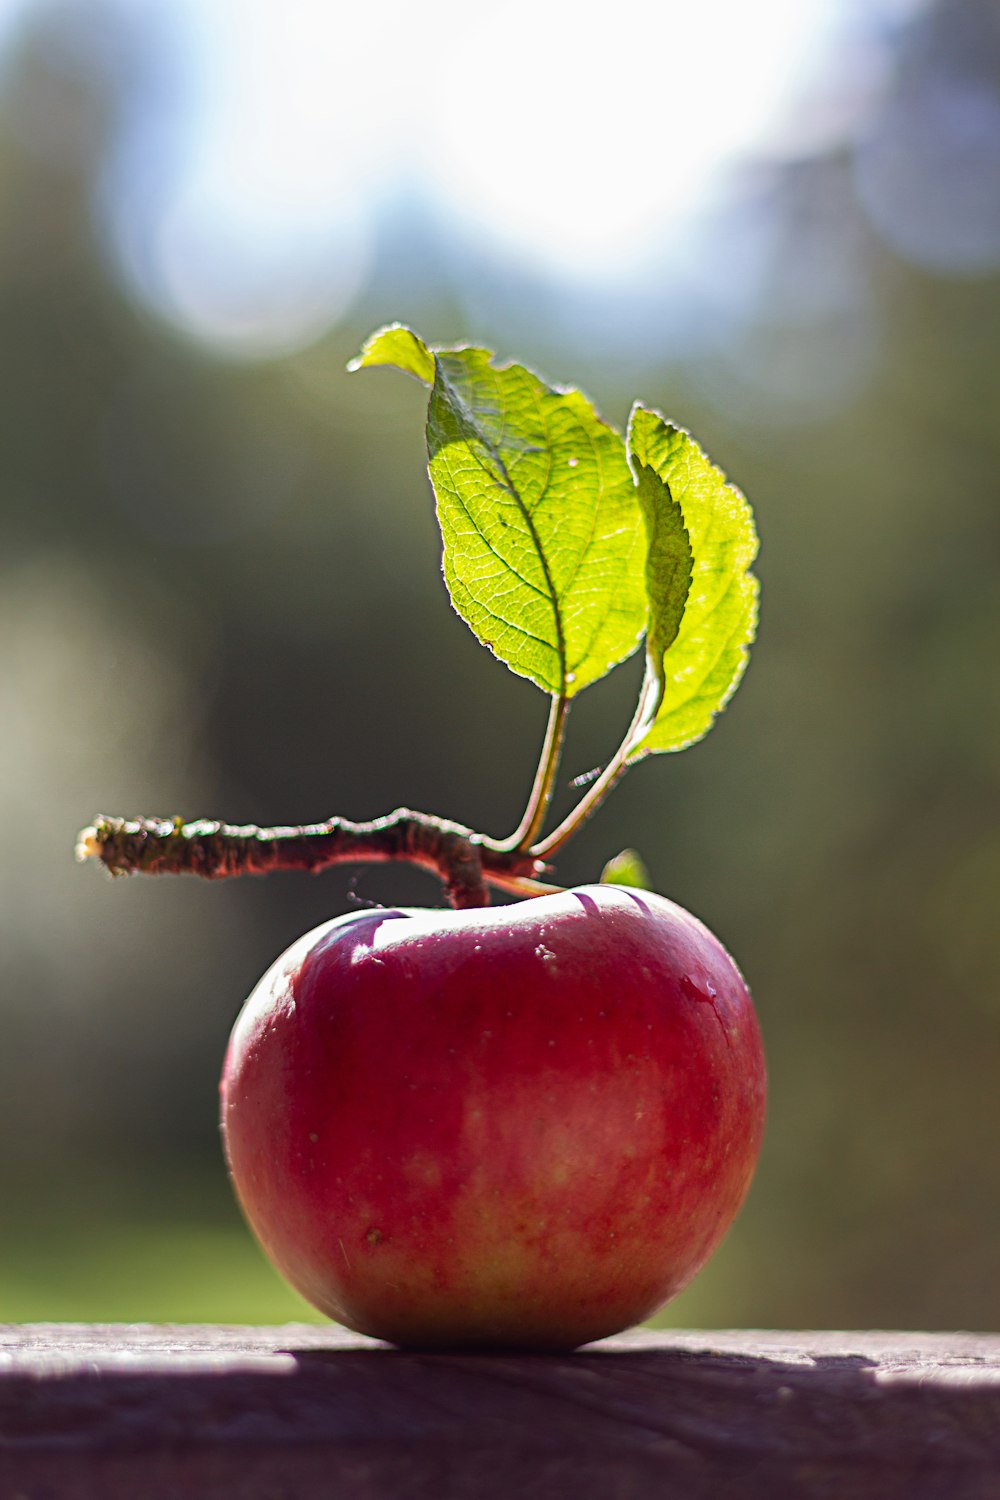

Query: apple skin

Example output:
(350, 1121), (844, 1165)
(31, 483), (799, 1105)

(220, 884), (765, 1351)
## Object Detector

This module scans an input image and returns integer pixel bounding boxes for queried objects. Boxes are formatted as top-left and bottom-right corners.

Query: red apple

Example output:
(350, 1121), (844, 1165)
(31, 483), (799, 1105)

(220, 884), (765, 1350)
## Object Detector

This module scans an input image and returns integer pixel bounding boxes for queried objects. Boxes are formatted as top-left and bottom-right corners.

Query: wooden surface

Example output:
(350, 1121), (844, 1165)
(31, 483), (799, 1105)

(3, 1325), (1000, 1499)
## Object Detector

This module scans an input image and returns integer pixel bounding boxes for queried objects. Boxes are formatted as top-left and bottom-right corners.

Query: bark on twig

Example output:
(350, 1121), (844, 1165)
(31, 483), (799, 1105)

(76, 810), (559, 909)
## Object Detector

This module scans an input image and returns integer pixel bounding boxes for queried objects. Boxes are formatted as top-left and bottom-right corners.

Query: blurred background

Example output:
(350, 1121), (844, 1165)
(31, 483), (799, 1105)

(1, 0), (998, 1331)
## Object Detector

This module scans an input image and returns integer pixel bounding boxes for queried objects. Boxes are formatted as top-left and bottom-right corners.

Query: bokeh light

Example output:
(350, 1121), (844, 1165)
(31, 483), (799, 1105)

(81, 0), (924, 360)
(855, 0), (1000, 273)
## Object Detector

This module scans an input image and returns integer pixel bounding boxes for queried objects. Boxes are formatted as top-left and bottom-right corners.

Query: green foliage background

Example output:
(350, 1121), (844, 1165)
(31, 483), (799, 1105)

(2, 0), (999, 1332)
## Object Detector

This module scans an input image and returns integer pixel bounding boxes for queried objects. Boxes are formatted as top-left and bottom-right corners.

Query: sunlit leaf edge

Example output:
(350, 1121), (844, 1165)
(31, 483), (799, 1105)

(625, 407), (759, 760)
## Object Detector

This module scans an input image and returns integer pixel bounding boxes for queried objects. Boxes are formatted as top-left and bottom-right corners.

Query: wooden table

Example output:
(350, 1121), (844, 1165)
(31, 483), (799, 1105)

(3, 1325), (999, 1498)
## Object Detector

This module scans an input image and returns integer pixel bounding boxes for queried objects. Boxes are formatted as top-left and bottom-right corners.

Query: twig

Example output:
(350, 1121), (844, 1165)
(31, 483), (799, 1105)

(76, 810), (562, 910)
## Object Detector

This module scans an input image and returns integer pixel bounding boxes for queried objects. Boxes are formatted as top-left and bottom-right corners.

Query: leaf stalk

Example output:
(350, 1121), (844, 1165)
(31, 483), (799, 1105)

(499, 692), (571, 854)
(530, 664), (657, 861)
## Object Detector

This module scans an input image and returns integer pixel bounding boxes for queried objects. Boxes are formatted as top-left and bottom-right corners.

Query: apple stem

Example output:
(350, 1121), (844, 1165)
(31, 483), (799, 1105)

(498, 692), (571, 854)
(75, 810), (560, 910)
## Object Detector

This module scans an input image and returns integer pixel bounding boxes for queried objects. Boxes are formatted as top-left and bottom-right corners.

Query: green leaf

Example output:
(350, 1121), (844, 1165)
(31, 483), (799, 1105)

(350, 325), (647, 698)
(348, 323), (435, 385)
(627, 405), (693, 732)
(625, 405), (758, 759)
(599, 848), (651, 889)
